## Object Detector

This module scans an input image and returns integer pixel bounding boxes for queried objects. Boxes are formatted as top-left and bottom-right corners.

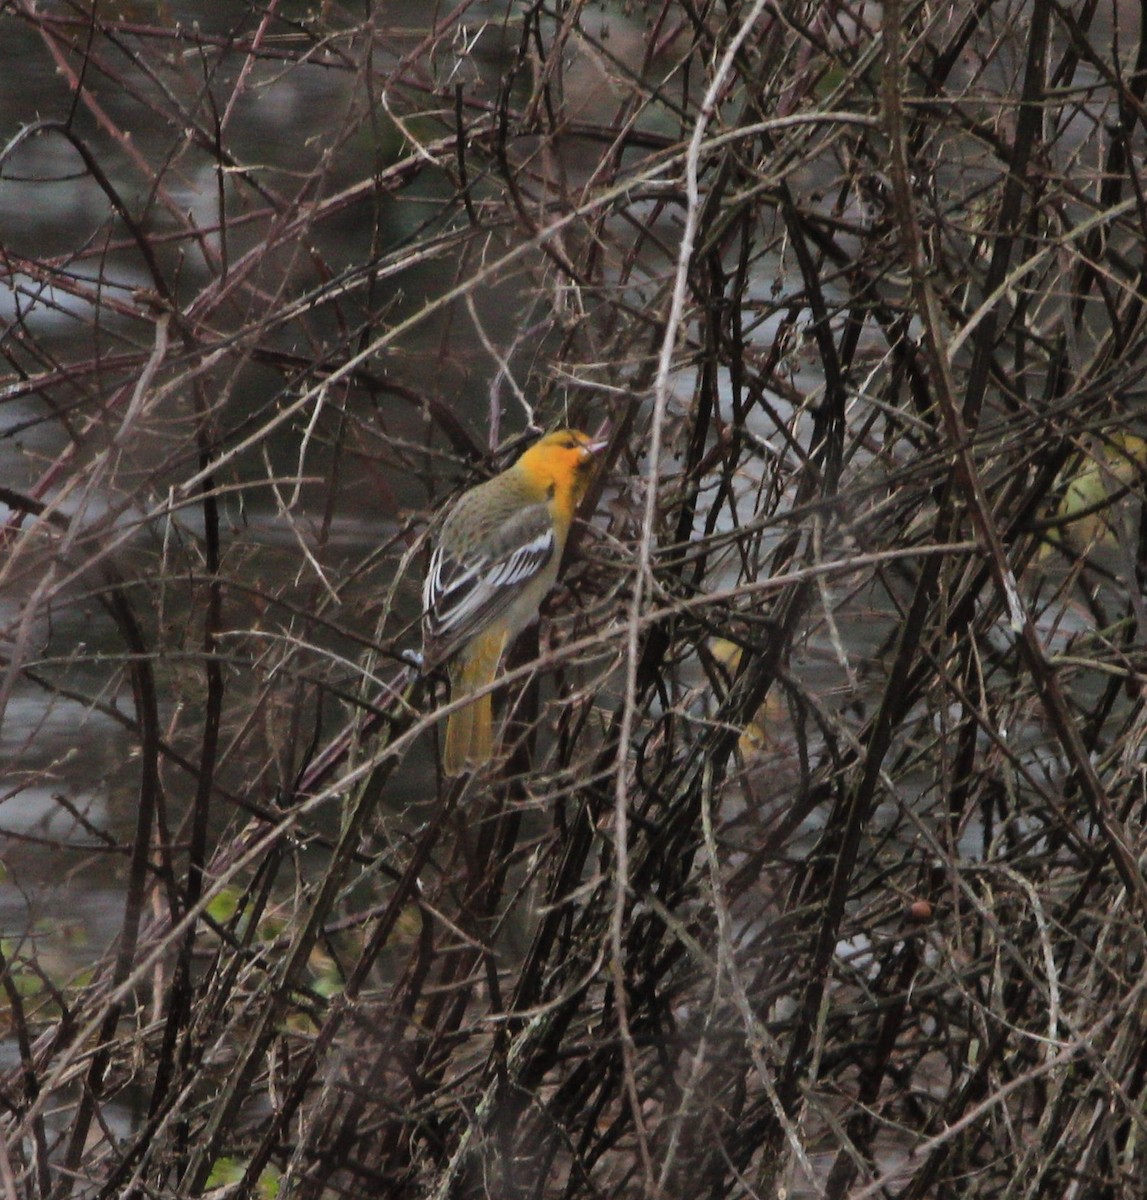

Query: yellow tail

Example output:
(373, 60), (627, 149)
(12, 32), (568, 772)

(443, 630), (506, 776)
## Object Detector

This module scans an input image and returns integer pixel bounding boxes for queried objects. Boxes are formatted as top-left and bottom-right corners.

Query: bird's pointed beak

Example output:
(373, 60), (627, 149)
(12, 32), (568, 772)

(586, 425), (610, 455)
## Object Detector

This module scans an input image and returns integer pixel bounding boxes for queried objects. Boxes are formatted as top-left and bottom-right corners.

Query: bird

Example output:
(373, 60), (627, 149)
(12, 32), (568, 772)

(422, 428), (605, 776)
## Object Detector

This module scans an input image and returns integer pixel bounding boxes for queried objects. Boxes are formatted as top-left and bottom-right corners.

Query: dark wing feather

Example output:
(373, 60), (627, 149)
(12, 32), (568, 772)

(423, 501), (556, 666)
